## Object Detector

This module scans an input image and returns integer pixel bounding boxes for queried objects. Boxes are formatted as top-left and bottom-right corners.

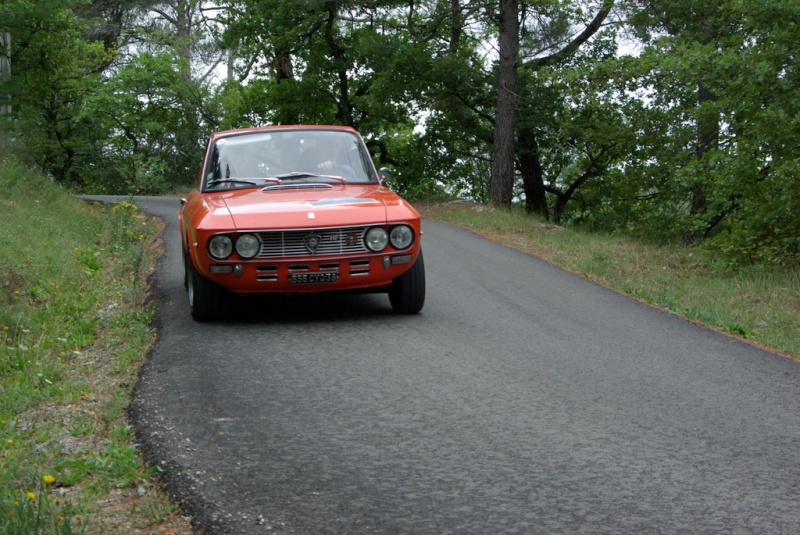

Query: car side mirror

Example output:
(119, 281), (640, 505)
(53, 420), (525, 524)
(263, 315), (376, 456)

(378, 167), (393, 185)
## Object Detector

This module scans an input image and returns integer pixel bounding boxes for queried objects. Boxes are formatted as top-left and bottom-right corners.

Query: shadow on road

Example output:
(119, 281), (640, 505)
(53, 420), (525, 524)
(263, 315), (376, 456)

(197, 291), (396, 325)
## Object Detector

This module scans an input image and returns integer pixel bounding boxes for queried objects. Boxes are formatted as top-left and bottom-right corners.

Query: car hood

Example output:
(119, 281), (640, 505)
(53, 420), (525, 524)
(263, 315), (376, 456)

(207, 184), (416, 230)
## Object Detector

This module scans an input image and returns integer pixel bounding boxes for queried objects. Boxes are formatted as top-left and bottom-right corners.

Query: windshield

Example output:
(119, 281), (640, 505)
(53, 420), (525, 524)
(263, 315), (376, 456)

(203, 129), (378, 190)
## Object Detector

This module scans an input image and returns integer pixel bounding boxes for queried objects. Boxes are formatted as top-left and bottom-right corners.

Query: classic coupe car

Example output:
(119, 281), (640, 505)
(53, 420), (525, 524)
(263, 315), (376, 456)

(179, 125), (425, 320)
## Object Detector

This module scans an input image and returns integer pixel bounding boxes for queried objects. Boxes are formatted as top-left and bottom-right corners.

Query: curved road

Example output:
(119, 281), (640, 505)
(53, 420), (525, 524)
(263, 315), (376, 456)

(95, 196), (800, 533)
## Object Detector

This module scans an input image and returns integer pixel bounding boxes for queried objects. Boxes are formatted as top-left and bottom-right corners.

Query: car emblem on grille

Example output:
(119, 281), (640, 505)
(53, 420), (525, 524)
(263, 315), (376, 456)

(304, 233), (322, 253)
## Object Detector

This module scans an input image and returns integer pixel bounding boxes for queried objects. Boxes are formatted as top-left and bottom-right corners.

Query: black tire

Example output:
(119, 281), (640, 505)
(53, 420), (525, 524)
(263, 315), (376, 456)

(187, 254), (227, 321)
(388, 249), (426, 314)
(182, 247), (189, 290)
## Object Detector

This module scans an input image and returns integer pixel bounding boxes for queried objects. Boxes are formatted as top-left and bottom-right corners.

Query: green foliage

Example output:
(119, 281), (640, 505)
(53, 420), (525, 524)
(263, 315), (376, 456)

(214, 0), (492, 200)
(1, 0), (111, 187)
(2, 0), (216, 194)
(217, 0), (425, 130)
(0, 148), (175, 532)
(374, 127), (454, 201)
(2, 0), (798, 265)
(0, 479), (80, 535)
(83, 51), (209, 193)
(516, 29), (632, 222)
(550, 0), (800, 265)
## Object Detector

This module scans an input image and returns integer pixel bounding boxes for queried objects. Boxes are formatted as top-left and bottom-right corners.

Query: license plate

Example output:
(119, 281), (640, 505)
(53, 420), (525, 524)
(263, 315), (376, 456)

(290, 272), (339, 284)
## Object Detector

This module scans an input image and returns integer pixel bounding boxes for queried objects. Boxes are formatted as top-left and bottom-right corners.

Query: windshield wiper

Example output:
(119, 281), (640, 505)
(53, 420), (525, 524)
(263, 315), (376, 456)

(273, 172), (346, 183)
(274, 172), (317, 180)
(207, 178), (258, 188)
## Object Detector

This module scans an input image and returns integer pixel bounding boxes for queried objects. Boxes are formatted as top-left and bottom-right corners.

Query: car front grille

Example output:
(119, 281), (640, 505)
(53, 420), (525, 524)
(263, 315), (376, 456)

(255, 227), (368, 258)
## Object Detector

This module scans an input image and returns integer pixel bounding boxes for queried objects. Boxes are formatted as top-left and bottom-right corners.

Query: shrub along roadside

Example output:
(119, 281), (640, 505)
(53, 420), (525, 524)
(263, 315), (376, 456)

(419, 202), (800, 360)
(0, 154), (191, 533)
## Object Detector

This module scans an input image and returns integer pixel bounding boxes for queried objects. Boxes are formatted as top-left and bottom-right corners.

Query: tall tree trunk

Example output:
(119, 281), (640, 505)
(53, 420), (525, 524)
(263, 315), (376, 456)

(686, 81), (720, 242)
(518, 0), (615, 215)
(448, 0), (463, 54)
(518, 126), (549, 217)
(490, 0), (519, 208)
(690, 81), (719, 213)
(270, 51), (299, 125)
(323, 2), (354, 127)
(0, 32), (10, 115)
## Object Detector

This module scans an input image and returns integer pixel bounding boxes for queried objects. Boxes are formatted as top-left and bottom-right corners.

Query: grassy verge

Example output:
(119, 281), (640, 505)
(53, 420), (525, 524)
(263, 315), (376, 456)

(0, 153), (191, 532)
(419, 201), (800, 360)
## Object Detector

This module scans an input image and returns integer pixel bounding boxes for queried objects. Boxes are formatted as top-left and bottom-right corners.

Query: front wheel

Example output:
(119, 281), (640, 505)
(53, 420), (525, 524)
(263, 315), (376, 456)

(182, 247), (189, 290)
(388, 250), (426, 314)
(187, 253), (227, 321)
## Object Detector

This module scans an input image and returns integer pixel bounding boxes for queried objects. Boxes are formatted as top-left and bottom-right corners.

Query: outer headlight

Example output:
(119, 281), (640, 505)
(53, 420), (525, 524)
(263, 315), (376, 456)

(390, 225), (414, 250)
(208, 235), (233, 259)
(365, 227), (389, 252)
(236, 233), (260, 259)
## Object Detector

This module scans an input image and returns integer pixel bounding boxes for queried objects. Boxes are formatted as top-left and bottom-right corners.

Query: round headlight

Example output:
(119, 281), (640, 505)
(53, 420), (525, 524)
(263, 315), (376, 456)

(390, 225), (414, 250)
(236, 233), (260, 259)
(208, 235), (233, 259)
(364, 227), (389, 252)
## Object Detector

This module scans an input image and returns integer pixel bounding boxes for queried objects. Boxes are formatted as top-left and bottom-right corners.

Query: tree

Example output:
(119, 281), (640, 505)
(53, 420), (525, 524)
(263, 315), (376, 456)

(1, 0), (111, 187)
(77, 0), (149, 61)
(489, 0), (616, 210)
(1, 30), (9, 115)
(84, 50), (209, 193)
(490, 0), (519, 206)
(1, 0), (221, 192)
(216, 0), (441, 181)
(125, 0), (221, 187)
(522, 41), (635, 225)
(615, 0), (800, 264)
(625, 0), (732, 241)
(404, 0), (496, 200)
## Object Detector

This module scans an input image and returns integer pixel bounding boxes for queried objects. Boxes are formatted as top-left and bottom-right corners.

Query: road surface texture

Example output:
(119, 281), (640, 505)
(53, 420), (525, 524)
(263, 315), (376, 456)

(89, 196), (800, 534)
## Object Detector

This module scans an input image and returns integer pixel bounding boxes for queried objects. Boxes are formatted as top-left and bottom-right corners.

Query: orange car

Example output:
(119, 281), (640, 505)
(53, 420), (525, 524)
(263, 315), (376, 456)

(179, 125), (425, 320)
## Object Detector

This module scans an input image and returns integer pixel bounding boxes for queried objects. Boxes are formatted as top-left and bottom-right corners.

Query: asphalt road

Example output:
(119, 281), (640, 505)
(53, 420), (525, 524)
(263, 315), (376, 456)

(90, 196), (800, 534)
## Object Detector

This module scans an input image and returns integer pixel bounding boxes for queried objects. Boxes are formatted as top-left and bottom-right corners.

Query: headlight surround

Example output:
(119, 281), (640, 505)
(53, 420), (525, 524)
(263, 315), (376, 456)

(208, 234), (233, 259)
(389, 225), (414, 250)
(235, 233), (260, 259)
(365, 227), (389, 252)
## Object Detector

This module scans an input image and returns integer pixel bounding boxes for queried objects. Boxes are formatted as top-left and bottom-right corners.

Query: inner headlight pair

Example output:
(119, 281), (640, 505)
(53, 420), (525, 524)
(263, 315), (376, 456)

(208, 233), (260, 260)
(365, 225), (414, 252)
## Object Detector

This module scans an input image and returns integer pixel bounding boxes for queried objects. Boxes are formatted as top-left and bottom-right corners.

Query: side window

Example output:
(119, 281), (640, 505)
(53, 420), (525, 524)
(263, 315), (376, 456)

(206, 142), (235, 181)
(206, 143), (221, 182)
(348, 139), (374, 182)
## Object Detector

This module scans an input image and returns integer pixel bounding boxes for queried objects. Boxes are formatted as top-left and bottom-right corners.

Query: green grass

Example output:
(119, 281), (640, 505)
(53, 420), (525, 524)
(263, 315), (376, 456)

(0, 148), (188, 533)
(420, 201), (800, 360)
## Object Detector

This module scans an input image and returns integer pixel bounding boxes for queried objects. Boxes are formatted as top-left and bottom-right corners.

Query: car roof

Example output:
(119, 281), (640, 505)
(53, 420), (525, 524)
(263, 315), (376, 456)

(209, 125), (359, 142)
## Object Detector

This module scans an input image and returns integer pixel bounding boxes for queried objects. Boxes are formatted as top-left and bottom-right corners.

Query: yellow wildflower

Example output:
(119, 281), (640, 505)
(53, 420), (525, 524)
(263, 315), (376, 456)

(26, 492), (35, 500)
(43, 475), (55, 485)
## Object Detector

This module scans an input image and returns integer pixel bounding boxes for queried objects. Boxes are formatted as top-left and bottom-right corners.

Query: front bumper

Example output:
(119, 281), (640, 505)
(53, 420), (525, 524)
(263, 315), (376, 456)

(198, 251), (417, 294)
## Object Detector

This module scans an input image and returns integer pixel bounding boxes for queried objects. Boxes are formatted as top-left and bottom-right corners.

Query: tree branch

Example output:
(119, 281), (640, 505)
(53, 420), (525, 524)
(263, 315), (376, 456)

(525, 0), (615, 69)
